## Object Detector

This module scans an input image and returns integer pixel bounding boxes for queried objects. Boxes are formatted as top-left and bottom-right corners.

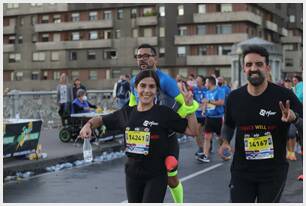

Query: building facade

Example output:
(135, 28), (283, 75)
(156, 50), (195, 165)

(3, 3), (303, 90)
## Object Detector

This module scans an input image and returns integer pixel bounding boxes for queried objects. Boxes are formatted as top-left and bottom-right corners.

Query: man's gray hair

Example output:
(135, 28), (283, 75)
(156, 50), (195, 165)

(77, 89), (86, 97)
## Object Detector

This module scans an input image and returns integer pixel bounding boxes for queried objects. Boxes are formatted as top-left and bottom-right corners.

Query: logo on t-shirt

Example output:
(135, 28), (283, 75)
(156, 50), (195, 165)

(143, 120), (159, 127)
(259, 109), (276, 117)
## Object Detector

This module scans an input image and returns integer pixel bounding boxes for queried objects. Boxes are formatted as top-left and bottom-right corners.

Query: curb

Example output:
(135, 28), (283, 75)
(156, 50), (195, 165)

(3, 141), (124, 177)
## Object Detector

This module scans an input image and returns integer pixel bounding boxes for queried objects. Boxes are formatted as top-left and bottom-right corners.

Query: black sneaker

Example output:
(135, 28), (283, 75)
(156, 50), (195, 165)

(195, 148), (204, 157)
(196, 154), (210, 163)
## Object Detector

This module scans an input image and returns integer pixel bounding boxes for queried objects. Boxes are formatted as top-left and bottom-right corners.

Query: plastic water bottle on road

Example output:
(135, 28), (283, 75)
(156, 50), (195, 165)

(83, 138), (93, 163)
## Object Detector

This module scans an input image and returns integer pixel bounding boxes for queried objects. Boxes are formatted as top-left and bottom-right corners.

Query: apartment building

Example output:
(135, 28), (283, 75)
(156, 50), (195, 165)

(3, 3), (303, 89)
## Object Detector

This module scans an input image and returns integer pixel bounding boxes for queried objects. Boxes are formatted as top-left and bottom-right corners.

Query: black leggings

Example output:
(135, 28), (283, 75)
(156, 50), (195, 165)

(230, 169), (288, 203)
(126, 174), (168, 203)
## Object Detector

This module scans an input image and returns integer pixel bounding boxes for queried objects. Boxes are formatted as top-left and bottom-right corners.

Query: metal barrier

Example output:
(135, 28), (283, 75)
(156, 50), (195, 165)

(3, 90), (115, 128)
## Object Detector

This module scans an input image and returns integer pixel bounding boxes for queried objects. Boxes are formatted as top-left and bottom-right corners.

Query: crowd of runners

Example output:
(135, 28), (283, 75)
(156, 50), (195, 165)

(79, 44), (303, 203)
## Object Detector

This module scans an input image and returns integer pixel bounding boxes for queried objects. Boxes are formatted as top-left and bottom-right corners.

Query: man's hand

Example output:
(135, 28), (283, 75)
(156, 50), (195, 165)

(218, 140), (232, 161)
(279, 100), (296, 123)
(79, 123), (92, 139)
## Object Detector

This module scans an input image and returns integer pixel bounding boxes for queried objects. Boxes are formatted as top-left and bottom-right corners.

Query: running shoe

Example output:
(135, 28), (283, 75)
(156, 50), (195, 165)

(196, 154), (210, 163)
(223, 148), (232, 161)
(286, 151), (297, 161)
(195, 148), (204, 157)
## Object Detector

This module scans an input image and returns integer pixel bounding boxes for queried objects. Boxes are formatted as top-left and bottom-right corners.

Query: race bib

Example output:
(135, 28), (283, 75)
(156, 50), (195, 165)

(244, 133), (274, 160)
(125, 130), (150, 155)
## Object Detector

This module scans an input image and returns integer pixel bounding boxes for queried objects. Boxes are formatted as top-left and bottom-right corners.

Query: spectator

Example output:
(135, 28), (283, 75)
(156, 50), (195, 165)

(72, 89), (97, 114)
(73, 78), (87, 99)
(56, 73), (73, 126)
(293, 75), (303, 103)
(114, 75), (131, 109)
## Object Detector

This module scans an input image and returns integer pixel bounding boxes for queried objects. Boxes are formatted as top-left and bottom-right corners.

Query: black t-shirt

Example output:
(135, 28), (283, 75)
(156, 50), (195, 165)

(225, 82), (303, 174)
(102, 104), (188, 178)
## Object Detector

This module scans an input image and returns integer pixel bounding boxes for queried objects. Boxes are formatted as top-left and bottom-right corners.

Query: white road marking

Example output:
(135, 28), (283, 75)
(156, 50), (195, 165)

(121, 163), (224, 203)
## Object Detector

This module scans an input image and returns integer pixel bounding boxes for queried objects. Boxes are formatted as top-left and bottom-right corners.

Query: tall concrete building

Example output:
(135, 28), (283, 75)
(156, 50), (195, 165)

(3, 3), (303, 90)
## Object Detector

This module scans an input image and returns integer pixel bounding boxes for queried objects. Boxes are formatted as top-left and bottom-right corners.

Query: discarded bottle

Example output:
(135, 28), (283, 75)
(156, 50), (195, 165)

(83, 138), (93, 163)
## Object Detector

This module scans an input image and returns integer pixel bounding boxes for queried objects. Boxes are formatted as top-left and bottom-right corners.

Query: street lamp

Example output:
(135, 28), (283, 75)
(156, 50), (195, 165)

(236, 47), (243, 87)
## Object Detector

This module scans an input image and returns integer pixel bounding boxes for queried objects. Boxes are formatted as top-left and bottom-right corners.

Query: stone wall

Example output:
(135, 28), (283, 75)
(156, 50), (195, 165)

(3, 90), (114, 128)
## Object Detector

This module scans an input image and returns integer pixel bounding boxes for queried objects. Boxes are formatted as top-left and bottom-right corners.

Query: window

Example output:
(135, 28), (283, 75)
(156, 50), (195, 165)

(221, 4), (232, 12)
(104, 50), (117, 59)
(89, 70), (97, 80)
(31, 71), (40, 80)
(53, 33), (60, 42)
(289, 15), (295, 23)
(87, 50), (96, 60)
(53, 71), (61, 80)
(8, 36), (15, 44)
(131, 8), (137, 18)
(159, 6), (165, 17)
(71, 71), (80, 81)
(104, 10), (112, 20)
(197, 25), (206, 35)
(144, 28), (153, 37)
(218, 45), (232, 55)
(33, 52), (45, 61)
(132, 28), (138, 38)
(104, 30), (112, 39)
(285, 58), (294, 67)
(115, 30), (121, 38)
(9, 53), (21, 63)
(43, 71), (48, 80)
(31, 16), (37, 25)
(72, 13), (80, 22)
(71, 32), (80, 40)
(217, 24), (232, 34)
(51, 51), (59, 61)
(7, 3), (19, 9)
(283, 44), (294, 51)
(15, 72), (23, 81)
(178, 68), (188, 77)
(20, 17), (24, 26)
(198, 4), (206, 13)
(89, 11), (97, 21)
(198, 46), (208, 55)
(178, 26), (187, 36)
(178, 5), (184, 16)
(41, 15), (49, 23)
(159, 48), (165, 58)
(18, 36), (23, 44)
(89, 31), (98, 40)
(69, 51), (77, 61)
(143, 7), (153, 16)
(177, 46), (186, 57)
(42, 33), (49, 42)
(117, 9), (123, 19)
(31, 3), (42, 6)
(159, 27), (165, 37)
(53, 14), (61, 23)
(32, 34), (37, 43)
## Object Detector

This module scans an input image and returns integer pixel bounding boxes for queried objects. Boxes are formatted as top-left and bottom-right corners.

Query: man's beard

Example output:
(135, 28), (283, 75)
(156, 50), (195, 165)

(138, 62), (154, 70)
(247, 70), (265, 86)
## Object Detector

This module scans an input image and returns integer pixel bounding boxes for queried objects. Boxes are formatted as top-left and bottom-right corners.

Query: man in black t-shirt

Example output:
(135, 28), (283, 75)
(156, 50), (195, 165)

(218, 45), (303, 203)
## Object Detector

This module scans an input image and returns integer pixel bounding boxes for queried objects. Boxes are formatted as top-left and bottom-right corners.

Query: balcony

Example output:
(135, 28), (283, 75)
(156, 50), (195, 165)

(175, 33), (248, 45)
(265, 20), (278, 32)
(3, 25), (15, 34)
(137, 37), (158, 46)
(35, 39), (112, 50)
(281, 36), (302, 44)
(194, 11), (262, 25)
(136, 16), (157, 26)
(3, 44), (15, 53)
(187, 55), (232, 66)
(281, 28), (288, 36)
(34, 20), (113, 32)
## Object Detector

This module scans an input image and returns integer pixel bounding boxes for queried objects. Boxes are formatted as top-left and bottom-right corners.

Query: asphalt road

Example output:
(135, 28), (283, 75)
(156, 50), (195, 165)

(3, 140), (303, 203)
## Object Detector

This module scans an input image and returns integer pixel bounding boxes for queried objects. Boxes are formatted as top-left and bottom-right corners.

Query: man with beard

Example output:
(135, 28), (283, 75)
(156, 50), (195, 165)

(218, 45), (303, 202)
(128, 44), (199, 203)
